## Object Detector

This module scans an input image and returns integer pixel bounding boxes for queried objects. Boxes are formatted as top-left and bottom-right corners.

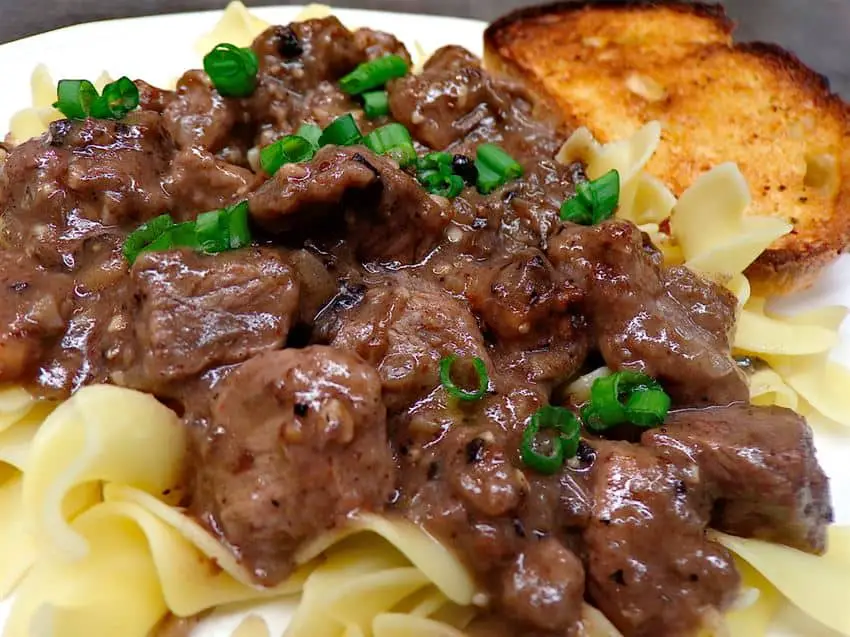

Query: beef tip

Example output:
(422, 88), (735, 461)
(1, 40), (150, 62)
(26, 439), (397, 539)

(164, 147), (257, 219)
(117, 248), (299, 396)
(191, 345), (394, 584)
(584, 441), (740, 637)
(465, 249), (588, 384)
(388, 46), (494, 150)
(320, 273), (490, 412)
(548, 221), (748, 407)
(135, 79), (175, 113)
(353, 28), (412, 63)
(500, 538), (585, 632)
(248, 19), (364, 138)
(249, 146), (450, 263)
(0, 251), (74, 383)
(162, 70), (241, 152)
(0, 114), (173, 267)
(643, 404), (832, 554)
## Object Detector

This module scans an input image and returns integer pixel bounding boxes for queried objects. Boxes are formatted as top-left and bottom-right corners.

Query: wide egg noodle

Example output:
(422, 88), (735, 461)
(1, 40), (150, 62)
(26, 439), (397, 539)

(20, 385), (186, 561)
(194, 0), (271, 54)
(669, 162), (791, 282)
(710, 527), (850, 636)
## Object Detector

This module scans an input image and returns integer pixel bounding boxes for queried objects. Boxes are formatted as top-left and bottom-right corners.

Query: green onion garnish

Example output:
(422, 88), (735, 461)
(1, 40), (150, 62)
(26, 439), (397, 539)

(580, 370), (670, 431)
(362, 90), (390, 119)
(363, 122), (416, 167)
(203, 43), (259, 97)
(339, 54), (409, 95)
(90, 77), (140, 119)
(419, 171), (465, 198)
(260, 135), (316, 175)
(417, 152), (453, 173)
(475, 143), (523, 194)
(53, 77), (139, 120)
(54, 79), (98, 120)
(296, 123), (323, 149)
(560, 170), (620, 224)
(520, 406), (581, 475)
(439, 355), (488, 401)
(319, 113), (363, 147)
(123, 201), (251, 264)
(123, 214), (175, 264)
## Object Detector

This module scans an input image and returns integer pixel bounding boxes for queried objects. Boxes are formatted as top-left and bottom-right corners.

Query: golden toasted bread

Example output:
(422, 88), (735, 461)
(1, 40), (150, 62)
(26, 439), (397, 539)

(485, 1), (850, 295)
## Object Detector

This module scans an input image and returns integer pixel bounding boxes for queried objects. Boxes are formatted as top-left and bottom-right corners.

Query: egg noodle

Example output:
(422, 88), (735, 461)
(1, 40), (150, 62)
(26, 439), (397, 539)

(1, 3), (849, 637)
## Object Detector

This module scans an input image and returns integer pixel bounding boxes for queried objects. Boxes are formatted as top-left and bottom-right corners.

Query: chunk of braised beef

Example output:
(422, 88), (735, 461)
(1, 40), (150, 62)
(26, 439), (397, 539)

(584, 441), (740, 637)
(353, 27), (412, 63)
(248, 18), (364, 140)
(248, 146), (449, 263)
(0, 114), (173, 267)
(190, 345), (394, 585)
(164, 147), (257, 220)
(135, 79), (175, 113)
(465, 249), (588, 384)
(548, 221), (748, 407)
(117, 248), (299, 396)
(500, 538), (586, 632)
(320, 272), (491, 412)
(162, 70), (241, 152)
(643, 404), (832, 554)
(0, 251), (74, 383)
(387, 45), (493, 149)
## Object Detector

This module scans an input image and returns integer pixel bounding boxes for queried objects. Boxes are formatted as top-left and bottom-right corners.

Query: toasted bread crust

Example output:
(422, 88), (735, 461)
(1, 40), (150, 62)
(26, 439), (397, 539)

(485, 1), (850, 295)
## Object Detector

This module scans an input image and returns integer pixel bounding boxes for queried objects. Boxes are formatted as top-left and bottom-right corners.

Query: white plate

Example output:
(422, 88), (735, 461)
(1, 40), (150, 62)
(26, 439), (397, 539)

(0, 5), (848, 637)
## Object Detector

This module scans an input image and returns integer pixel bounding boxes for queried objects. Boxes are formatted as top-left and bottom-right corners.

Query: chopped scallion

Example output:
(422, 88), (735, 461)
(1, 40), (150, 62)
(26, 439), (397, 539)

(362, 90), (390, 119)
(419, 170), (465, 198)
(581, 370), (670, 431)
(439, 355), (489, 401)
(520, 406), (581, 475)
(203, 43), (259, 97)
(363, 122), (416, 167)
(560, 170), (620, 224)
(123, 214), (175, 264)
(90, 77), (140, 119)
(319, 113), (363, 147)
(260, 135), (316, 175)
(339, 54), (409, 95)
(296, 123), (323, 149)
(475, 143), (523, 194)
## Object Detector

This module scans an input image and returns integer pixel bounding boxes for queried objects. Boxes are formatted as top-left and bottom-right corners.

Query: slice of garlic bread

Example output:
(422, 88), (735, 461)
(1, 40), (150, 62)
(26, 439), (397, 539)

(485, 1), (850, 294)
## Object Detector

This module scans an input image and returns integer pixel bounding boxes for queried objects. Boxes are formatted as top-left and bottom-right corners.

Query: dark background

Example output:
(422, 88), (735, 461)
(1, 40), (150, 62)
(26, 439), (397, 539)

(2, 0), (849, 95)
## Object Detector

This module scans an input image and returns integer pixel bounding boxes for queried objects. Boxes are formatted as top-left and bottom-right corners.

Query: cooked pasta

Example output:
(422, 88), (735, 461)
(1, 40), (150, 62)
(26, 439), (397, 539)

(0, 4), (848, 637)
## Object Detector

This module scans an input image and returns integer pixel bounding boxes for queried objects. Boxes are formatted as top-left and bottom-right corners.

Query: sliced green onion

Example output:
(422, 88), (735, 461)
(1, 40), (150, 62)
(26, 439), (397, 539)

(339, 54), (409, 95)
(226, 201), (251, 249)
(362, 90), (389, 119)
(296, 123), (323, 149)
(90, 77), (139, 119)
(581, 370), (670, 431)
(123, 214), (175, 264)
(203, 43), (259, 97)
(123, 202), (251, 264)
(363, 122), (416, 167)
(560, 170), (620, 224)
(520, 406), (581, 475)
(624, 389), (672, 427)
(416, 152), (453, 174)
(419, 171), (464, 198)
(439, 355), (488, 401)
(475, 143), (523, 194)
(53, 79), (99, 120)
(260, 135), (316, 175)
(319, 113), (363, 147)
